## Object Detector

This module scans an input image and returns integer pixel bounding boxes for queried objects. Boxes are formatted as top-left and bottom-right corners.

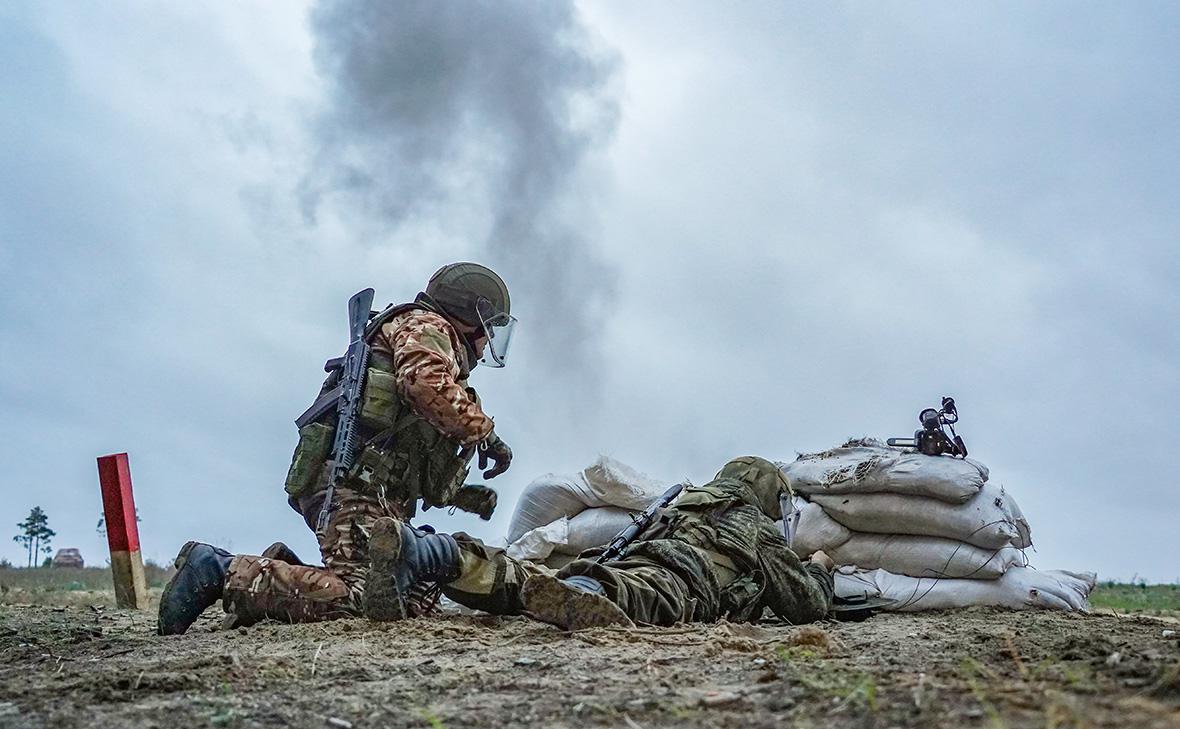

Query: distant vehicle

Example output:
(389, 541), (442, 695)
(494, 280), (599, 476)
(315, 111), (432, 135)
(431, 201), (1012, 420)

(52, 548), (84, 569)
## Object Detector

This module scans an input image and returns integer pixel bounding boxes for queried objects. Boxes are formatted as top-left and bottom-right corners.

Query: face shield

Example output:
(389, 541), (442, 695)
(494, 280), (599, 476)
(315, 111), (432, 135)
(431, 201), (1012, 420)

(475, 297), (517, 368)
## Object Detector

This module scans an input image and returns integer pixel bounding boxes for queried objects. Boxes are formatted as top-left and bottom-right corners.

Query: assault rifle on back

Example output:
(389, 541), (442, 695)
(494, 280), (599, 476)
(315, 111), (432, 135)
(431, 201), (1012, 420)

(293, 288), (376, 535)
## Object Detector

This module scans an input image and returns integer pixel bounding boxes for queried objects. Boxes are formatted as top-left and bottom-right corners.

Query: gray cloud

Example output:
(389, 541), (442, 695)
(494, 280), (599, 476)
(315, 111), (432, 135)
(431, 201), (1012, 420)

(302, 0), (619, 375)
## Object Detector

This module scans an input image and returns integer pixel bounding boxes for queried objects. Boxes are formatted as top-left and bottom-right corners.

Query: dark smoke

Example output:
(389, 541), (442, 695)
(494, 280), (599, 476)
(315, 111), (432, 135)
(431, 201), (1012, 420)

(304, 0), (619, 371)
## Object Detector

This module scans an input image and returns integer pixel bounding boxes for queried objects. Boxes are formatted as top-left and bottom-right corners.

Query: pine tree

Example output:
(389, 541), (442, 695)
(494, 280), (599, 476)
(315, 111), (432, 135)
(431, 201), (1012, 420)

(13, 507), (54, 568)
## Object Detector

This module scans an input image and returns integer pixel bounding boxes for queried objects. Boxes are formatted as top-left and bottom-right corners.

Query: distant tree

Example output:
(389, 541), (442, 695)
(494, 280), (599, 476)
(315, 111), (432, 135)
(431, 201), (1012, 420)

(13, 507), (55, 568)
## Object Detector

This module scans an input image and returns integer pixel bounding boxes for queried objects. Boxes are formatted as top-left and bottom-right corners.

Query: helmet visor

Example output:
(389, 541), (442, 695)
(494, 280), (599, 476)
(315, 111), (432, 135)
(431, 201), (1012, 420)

(476, 298), (517, 367)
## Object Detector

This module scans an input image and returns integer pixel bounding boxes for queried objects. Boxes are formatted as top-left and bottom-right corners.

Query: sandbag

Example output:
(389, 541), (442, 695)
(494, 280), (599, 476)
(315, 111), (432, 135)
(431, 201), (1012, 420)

(788, 501), (852, 556)
(811, 482), (1022, 549)
(505, 518), (568, 561)
(506, 455), (666, 543)
(506, 475), (588, 544)
(829, 533), (1028, 580)
(781, 441), (988, 504)
(555, 507), (635, 556)
(835, 566), (1096, 612)
(507, 507), (638, 560)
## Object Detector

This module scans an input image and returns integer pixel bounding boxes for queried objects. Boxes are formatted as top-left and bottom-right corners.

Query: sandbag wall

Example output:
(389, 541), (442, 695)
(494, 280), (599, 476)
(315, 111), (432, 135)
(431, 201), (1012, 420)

(782, 439), (1095, 612)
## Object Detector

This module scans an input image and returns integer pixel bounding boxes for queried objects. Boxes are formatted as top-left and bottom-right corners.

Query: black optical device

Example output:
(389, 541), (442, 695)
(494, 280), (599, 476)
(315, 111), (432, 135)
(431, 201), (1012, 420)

(886, 396), (968, 458)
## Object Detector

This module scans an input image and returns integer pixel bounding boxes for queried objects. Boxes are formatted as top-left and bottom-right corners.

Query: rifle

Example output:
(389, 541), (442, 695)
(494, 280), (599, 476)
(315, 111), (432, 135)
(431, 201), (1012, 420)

(314, 288), (376, 534)
(596, 482), (686, 564)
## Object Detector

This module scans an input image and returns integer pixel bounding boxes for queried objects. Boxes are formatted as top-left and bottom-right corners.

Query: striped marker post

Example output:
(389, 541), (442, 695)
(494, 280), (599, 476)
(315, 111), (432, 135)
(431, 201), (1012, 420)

(96, 453), (148, 609)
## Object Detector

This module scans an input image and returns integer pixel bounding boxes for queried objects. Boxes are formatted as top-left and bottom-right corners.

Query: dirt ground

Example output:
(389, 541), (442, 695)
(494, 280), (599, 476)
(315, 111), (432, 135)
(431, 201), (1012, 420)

(2, 597), (1179, 729)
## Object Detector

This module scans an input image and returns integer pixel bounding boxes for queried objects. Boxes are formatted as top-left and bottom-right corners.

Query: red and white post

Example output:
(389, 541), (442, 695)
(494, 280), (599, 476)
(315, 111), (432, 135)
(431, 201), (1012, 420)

(96, 453), (148, 609)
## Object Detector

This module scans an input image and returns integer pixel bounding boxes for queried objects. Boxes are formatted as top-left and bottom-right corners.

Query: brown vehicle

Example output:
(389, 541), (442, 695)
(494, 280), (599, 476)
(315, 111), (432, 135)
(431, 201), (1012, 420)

(52, 548), (83, 569)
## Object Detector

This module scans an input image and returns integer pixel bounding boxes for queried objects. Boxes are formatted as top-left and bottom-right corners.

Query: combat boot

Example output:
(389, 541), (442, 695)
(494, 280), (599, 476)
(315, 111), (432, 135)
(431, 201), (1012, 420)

(520, 574), (633, 631)
(157, 541), (233, 635)
(364, 517), (460, 621)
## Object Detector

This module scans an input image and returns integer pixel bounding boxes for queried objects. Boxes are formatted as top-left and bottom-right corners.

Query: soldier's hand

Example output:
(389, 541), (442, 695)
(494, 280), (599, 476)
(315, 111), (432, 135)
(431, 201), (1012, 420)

(810, 550), (835, 572)
(479, 431), (513, 479)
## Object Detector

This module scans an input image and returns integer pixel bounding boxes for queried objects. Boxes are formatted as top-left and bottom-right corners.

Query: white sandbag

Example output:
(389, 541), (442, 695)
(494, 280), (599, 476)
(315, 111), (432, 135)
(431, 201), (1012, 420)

(837, 566), (1096, 612)
(782, 441), (988, 504)
(506, 455), (666, 543)
(555, 507), (635, 556)
(789, 501), (852, 556)
(582, 456), (667, 507)
(507, 475), (590, 544)
(507, 507), (639, 560)
(829, 533), (1028, 580)
(833, 566), (882, 601)
(506, 517), (569, 561)
(811, 482), (1021, 549)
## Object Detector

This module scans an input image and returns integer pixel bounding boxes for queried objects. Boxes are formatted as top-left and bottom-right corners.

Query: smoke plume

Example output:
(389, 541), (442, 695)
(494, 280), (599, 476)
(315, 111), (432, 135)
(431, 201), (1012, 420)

(304, 0), (619, 371)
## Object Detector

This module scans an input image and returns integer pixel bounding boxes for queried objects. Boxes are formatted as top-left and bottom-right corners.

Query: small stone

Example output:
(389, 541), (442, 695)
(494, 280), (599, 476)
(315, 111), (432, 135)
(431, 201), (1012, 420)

(752, 658), (767, 666)
(237, 627), (248, 635)
(327, 718), (352, 728)
(514, 657), (537, 666)
(700, 691), (741, 707)
(1162, 630), (1176, 638)
(1105, 652), (1123, 666)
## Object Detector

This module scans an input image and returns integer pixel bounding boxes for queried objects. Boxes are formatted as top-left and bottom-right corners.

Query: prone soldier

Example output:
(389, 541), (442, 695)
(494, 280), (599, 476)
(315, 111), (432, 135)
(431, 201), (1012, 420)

(363, 456), (836, 629)
(158, 262), (516, 635)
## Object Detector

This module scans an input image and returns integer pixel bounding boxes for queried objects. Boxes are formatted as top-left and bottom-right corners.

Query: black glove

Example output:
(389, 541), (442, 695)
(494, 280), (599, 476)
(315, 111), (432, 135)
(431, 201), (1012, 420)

(451, 484), (498, 520)
(478, 431), (512, 479)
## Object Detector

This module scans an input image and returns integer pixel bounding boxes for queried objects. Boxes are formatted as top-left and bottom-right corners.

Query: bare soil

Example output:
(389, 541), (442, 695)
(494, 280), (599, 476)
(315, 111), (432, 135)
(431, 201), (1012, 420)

(3, 598), (1180, 729)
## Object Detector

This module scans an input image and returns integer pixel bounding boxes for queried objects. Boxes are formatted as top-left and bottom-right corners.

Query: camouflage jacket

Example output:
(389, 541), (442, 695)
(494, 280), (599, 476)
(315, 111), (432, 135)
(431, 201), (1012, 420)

(370, 309), (494, 447)
(662, 477), (833, 623)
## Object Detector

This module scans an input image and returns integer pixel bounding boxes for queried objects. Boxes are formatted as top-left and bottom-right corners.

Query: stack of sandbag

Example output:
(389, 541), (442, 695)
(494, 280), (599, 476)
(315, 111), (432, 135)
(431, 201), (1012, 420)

(783, 439), (1094, 612)
(506, 456), (666, 565)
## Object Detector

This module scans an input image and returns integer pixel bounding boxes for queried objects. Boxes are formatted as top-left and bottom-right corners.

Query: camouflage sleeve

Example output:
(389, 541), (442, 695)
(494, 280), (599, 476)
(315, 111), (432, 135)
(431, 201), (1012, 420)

(388, 312), (494, 445)
(755, 523), (834, 624)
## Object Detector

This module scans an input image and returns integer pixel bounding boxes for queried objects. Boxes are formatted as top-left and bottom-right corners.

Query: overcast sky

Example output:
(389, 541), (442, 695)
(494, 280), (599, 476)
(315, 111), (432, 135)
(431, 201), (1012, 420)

(2, 2), (1177, 582)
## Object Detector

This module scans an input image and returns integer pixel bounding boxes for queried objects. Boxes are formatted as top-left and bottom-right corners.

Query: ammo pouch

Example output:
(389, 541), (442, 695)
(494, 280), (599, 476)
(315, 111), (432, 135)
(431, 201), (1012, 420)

(358, 364), (401, 430)
(284, 422), (334, 498)
(345, 443), (404, 496)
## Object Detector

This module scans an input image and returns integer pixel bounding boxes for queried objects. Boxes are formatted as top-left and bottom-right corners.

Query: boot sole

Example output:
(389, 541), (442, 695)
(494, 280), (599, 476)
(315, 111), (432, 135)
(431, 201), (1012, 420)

(521, 575), (633, 631)
(363, 517), (406, 621)
(157, 541), (200, 635)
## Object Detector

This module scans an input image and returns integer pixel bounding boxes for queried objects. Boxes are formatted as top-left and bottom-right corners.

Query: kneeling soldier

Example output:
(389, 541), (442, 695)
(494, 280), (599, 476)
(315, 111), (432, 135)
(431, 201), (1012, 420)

(158, 263), (516, 635)
(364, 456), (836, 630)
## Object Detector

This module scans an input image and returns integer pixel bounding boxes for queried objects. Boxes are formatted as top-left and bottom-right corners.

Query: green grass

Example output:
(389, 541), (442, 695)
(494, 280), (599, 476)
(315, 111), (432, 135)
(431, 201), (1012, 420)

(0, 565), (171, 592)
(1090, 582), (1180, 615)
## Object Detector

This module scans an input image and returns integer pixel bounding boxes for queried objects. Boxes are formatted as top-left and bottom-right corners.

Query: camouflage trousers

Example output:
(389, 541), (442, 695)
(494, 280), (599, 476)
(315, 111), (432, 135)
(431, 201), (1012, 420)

(221, 486), (403, 625)
(445, 536), (822, 626)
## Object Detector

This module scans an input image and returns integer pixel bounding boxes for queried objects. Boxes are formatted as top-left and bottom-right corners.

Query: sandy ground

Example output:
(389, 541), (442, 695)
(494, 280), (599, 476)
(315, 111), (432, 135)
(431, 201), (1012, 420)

(2, 599), (1179, 729)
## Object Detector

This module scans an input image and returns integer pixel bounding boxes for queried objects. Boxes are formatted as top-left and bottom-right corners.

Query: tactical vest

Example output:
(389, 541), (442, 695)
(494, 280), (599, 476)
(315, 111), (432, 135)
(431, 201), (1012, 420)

(284, 300), (475, 515)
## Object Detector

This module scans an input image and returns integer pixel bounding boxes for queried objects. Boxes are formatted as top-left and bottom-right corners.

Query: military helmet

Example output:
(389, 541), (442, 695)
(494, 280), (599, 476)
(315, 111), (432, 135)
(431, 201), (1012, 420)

(425, 262), (516, 367)
(714, 456), (793, 520)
